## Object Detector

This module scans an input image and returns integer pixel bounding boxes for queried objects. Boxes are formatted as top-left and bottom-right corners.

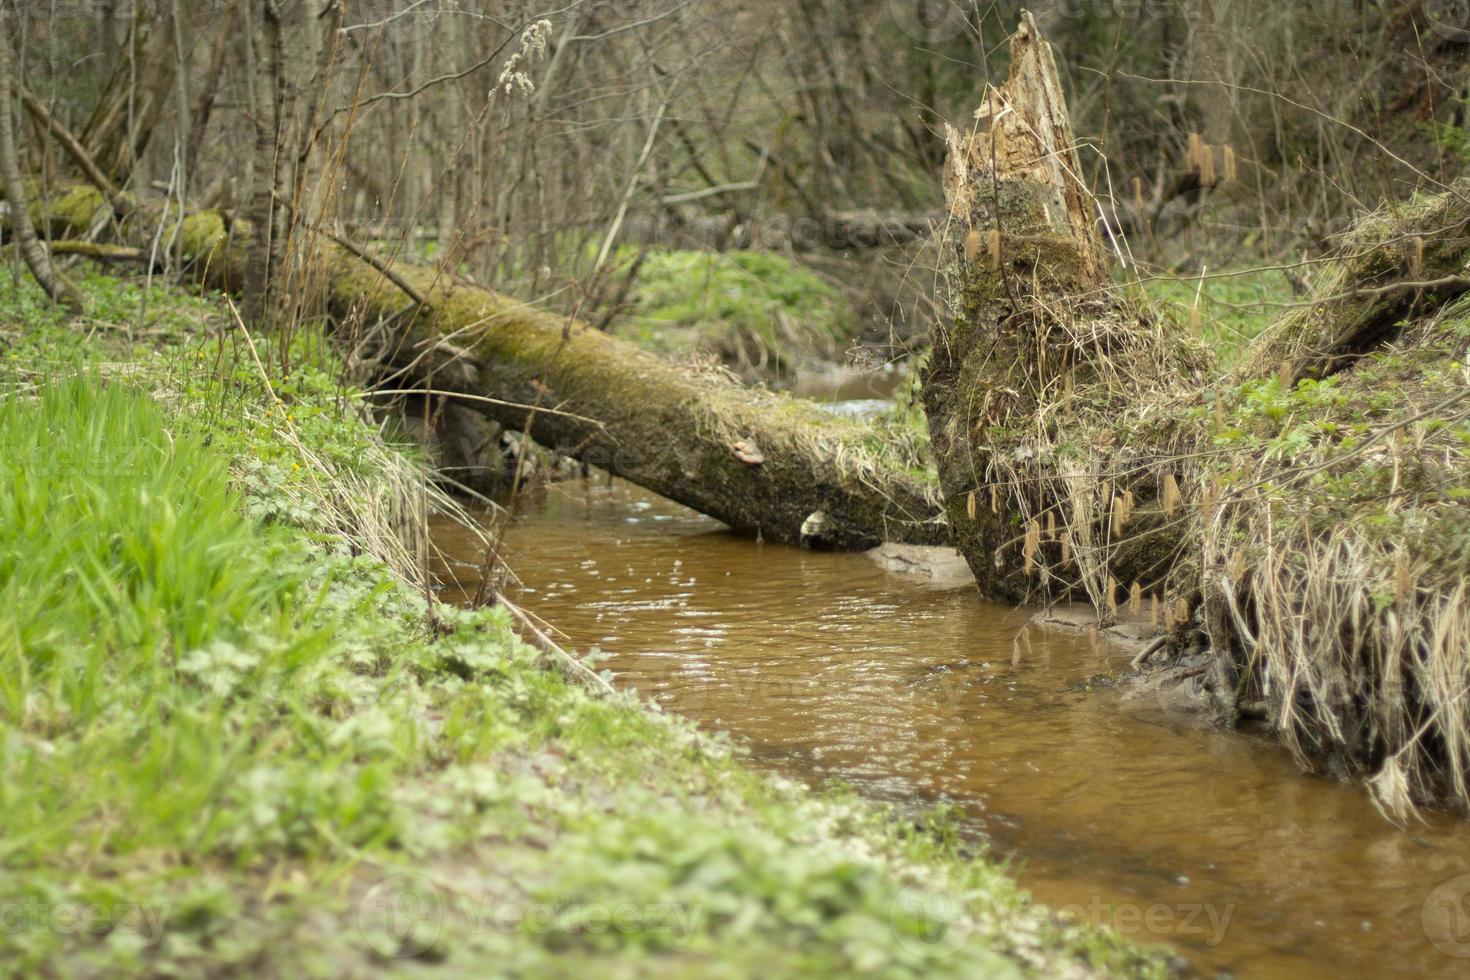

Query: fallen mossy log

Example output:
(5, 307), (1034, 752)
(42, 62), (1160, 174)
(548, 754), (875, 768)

(3, 185), (946, 551)
(925, 14), (1470, 817)
(333, 258), (946, 549)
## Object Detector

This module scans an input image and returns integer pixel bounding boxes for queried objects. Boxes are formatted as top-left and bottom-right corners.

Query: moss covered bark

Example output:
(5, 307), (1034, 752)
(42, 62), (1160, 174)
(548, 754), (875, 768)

(1239, 183), (1470, 382)
(328, 256), (945, 548)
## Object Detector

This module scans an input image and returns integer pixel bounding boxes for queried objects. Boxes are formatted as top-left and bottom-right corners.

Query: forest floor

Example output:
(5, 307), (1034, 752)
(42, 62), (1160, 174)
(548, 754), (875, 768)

(0, 269), (1167, 978)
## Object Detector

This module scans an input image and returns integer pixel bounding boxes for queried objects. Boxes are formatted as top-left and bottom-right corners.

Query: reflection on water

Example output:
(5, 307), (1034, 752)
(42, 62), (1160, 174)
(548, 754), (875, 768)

(433, 479), (1470, 979)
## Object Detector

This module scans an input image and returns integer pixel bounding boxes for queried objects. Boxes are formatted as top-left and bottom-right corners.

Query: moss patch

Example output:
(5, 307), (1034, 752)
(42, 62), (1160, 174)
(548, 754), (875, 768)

(616, 249), (858, 379)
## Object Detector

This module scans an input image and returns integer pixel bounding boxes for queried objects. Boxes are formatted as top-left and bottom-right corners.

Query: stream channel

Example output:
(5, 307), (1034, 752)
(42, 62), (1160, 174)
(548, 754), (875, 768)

(431, 376), (1470, 979)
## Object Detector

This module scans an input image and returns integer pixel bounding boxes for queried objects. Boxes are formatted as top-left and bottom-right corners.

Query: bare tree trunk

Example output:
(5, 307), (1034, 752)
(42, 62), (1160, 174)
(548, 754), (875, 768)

(242, 0), (336, 329)
(79, 5), (178, 185)
(0, 26), (82, 312)
(184, 4), (238, 181)
(243, 1), (284, 327)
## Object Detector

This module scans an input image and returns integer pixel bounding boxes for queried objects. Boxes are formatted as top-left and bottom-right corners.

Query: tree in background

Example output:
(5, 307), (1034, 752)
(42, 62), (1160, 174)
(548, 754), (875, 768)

(0, 14), (82, 312)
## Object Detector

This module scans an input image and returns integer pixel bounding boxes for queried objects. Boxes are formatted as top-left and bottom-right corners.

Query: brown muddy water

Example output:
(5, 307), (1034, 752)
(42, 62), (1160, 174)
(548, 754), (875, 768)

(432, 478), (1470, 979)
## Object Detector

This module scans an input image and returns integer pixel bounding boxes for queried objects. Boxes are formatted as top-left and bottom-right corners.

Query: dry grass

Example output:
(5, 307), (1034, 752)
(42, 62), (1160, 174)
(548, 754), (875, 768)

(1197, 308), (1470, 820)
(939, 114), (1470, 815)
(979, 283), (1470, 817)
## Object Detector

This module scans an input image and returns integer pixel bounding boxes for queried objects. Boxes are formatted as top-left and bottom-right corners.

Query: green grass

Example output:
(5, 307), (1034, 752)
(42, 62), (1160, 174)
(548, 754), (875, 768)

(616, 249), (858, 376)
(0, 378), (336, 854)
(0, 271), (1164, 977)
(1138, 266), (1297, 365)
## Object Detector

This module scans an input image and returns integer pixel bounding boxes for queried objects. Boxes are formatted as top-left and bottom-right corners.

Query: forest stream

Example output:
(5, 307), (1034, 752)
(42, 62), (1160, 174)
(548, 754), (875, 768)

(429, 470), (1468, 980)
(13, 4), (1470, 976)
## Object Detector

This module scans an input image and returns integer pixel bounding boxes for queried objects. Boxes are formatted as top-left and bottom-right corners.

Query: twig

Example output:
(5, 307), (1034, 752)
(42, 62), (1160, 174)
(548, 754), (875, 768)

(1130, 634), (1168, 670)
(338, 0), (437, 34)
(270, 189), (430, 309)
(316, 29), (520, 137)
(1352, 274), (1470, 298)
(43, 241), (147, 262)
(356, 387), (605, 427)
(593, 94), (672, 275)
(659, 181), (760, 205)
(325, 225), (432, 310)
(499, 596), (616, 696)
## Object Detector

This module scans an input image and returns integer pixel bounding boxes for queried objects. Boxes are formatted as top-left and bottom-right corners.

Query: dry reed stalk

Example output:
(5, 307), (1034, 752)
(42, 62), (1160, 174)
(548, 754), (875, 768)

(1023, 519), (1042, 577)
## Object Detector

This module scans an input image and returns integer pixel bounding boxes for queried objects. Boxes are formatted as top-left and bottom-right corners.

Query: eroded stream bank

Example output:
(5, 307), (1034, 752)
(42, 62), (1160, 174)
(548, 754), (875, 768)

(433, 479), (1470, 979)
